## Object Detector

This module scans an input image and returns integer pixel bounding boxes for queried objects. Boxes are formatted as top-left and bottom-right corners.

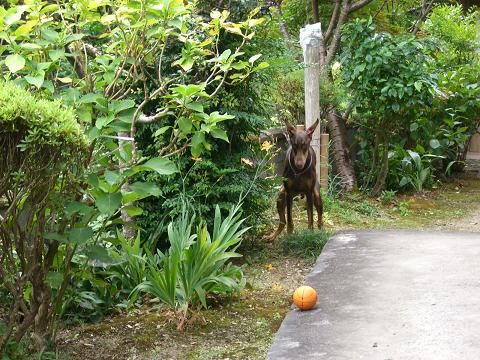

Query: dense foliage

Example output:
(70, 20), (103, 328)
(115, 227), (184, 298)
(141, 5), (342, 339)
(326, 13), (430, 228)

(0, 81), (87, 352)
(0, 0), (267, 353)
(135, 204), (247, 330)
(341, 17), (436, 195)
(0, 0), (479, 357)
(340, 5), (479, 194)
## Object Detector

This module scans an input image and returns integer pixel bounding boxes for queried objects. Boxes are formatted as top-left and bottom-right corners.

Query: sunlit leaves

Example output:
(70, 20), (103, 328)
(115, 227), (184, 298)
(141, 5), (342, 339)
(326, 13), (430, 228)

(341, 18), (434, 117)
(25, 72), (45, 89)
(5, 54), (25, 73)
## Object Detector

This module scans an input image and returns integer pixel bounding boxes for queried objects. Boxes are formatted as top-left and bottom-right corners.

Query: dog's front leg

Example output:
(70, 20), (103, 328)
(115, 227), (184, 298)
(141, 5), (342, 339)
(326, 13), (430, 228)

(306, 193), (314, 230)
(286, 192), (294, 234)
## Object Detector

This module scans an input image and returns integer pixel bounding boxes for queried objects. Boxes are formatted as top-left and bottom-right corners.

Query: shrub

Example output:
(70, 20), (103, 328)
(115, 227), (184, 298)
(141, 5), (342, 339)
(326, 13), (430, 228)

(0, 81), (87, 352)
(341, 17), (435, 195)
(134, 204), (248, 330)
(379, 190), (397, 206)
(271, 69), (305, 125)
(424, 5), (480, 167)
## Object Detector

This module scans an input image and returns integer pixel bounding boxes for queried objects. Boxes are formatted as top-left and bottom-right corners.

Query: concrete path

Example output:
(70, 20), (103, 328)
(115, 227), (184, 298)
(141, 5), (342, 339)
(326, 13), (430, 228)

(268, 230), (480, 360)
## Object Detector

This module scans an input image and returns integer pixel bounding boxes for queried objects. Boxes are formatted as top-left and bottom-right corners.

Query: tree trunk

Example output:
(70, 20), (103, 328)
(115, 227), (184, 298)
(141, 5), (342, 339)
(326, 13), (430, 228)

(274, 1), (293, 49)
(312, 0), (320, 23)
(372, 139), (389, 196)
(118, 131), (136, 240)
(365, 135), (380, 188)
(411, 0), (434, 35)
(316, 0), (359, 192)
(327, 111), (356, 191)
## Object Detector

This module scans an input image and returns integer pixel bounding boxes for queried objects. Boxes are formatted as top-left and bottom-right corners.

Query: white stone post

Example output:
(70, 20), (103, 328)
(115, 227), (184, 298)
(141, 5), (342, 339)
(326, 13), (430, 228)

(300, 23), (323, 185)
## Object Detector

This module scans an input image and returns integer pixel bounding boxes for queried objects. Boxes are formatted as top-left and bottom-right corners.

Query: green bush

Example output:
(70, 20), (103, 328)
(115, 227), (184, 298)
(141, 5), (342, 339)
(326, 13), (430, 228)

(0, 81), (87, 352)
(341, 17), (435, 195)
(0, 80), (86, 166)
(134, 204), (247, 330)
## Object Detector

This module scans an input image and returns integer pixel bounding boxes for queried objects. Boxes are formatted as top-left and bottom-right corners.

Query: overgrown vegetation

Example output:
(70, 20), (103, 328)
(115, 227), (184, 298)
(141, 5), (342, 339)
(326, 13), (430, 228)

(339, 5), (479, 195)
(134, 204), (247, 330)
(0, 81), (87, 352)
(0, 0), (479, 358)
(0, 0), (267, 354)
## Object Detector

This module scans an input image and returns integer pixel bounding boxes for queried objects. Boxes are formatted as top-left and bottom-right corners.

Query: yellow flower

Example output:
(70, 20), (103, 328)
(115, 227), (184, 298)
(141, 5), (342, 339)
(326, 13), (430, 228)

(241, 157), (253, 166)
(191, 156), (203, 161)
(261, 141), (273, 151)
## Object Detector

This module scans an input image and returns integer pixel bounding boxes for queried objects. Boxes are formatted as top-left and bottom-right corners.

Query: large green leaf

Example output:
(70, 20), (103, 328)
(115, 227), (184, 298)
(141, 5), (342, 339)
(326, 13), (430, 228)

(210, 128), (229, 142)
(95, 114), (115, 129)
(4, 6), (27, 26)
(129, 181), (162, 197)
(178, 117), (192, 134)
(140, 157), (178, 175)
(429, 139), (441, 149)
(47, 271), (64, 290)
(104, 170), (122, 185)
(123, 205), (144, 216)
(191, 132), (205, 157)
(95, 192), (122, 215)
(48, 49), (65, 61)
(25, 73), (45, 89)
(5, 54), (25, 73)
(69, 226), (94, 245)
(109, 99), (135, 114)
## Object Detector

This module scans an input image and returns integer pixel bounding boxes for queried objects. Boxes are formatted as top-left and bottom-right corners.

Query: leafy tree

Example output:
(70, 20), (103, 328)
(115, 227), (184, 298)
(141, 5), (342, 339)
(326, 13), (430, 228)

(0, 0), (265, 351)
(341, 17), (435, 195)
(423, 4), (480, 167)
(133, 1), (284, 242)
(0, 81), (87, 351)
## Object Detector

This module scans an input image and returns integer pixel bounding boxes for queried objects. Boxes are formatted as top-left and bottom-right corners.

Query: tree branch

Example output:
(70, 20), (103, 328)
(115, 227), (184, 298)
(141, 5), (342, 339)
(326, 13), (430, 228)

(137, 109), (171, 123)
(411, 0), (435, 35)
(273, 0), (293, 49)
(325, 1), (350, 66)
(312, 0), (320, 23)
(84, 43), (102, 57)
(324, 0), (342, 43)
(348, 0), (375, 13)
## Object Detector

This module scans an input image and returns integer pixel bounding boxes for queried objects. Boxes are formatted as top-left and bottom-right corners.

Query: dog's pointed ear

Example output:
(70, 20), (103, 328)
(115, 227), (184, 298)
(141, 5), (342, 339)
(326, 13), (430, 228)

(286, 123), (296, 139)
(306, 119), (319, 138)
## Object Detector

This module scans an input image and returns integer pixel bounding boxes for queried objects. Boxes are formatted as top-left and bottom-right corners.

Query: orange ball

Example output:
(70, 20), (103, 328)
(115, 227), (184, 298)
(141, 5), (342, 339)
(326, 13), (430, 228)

(293, 286), (317, 310)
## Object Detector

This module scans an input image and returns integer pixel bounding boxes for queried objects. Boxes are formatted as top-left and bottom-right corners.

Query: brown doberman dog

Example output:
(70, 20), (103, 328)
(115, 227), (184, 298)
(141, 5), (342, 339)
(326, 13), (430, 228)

(266, 120), (323, 241)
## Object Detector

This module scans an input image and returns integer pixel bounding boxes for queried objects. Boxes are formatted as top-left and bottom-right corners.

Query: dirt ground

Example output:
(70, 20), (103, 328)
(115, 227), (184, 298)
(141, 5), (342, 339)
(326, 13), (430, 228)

(57, 253), (308, 360)
(57, 178), (480, 360)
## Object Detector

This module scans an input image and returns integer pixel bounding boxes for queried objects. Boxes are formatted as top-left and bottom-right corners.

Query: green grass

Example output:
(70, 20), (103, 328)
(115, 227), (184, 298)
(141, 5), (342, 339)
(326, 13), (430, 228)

(278, 229), (331, 262)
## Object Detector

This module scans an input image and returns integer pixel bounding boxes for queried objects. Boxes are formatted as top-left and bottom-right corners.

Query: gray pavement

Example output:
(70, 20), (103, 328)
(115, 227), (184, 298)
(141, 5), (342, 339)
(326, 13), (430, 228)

(268, 230), (480, 360)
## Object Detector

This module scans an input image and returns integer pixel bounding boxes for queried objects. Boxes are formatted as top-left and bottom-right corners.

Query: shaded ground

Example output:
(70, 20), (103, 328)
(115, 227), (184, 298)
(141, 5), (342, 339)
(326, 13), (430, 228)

(57, 178), (480, 360)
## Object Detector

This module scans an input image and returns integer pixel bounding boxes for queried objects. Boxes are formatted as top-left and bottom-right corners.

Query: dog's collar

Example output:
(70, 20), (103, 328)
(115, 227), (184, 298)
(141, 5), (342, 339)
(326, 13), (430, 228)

(287, 148), (313, 177)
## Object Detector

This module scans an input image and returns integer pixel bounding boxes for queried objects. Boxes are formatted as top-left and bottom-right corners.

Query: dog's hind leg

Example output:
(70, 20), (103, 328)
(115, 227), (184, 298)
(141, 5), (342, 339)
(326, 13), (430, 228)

(286, 192), (294, 234)
(314, 182), (323, 229)
(306, 193), (314, 230)
(265, 189), (286, 242)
